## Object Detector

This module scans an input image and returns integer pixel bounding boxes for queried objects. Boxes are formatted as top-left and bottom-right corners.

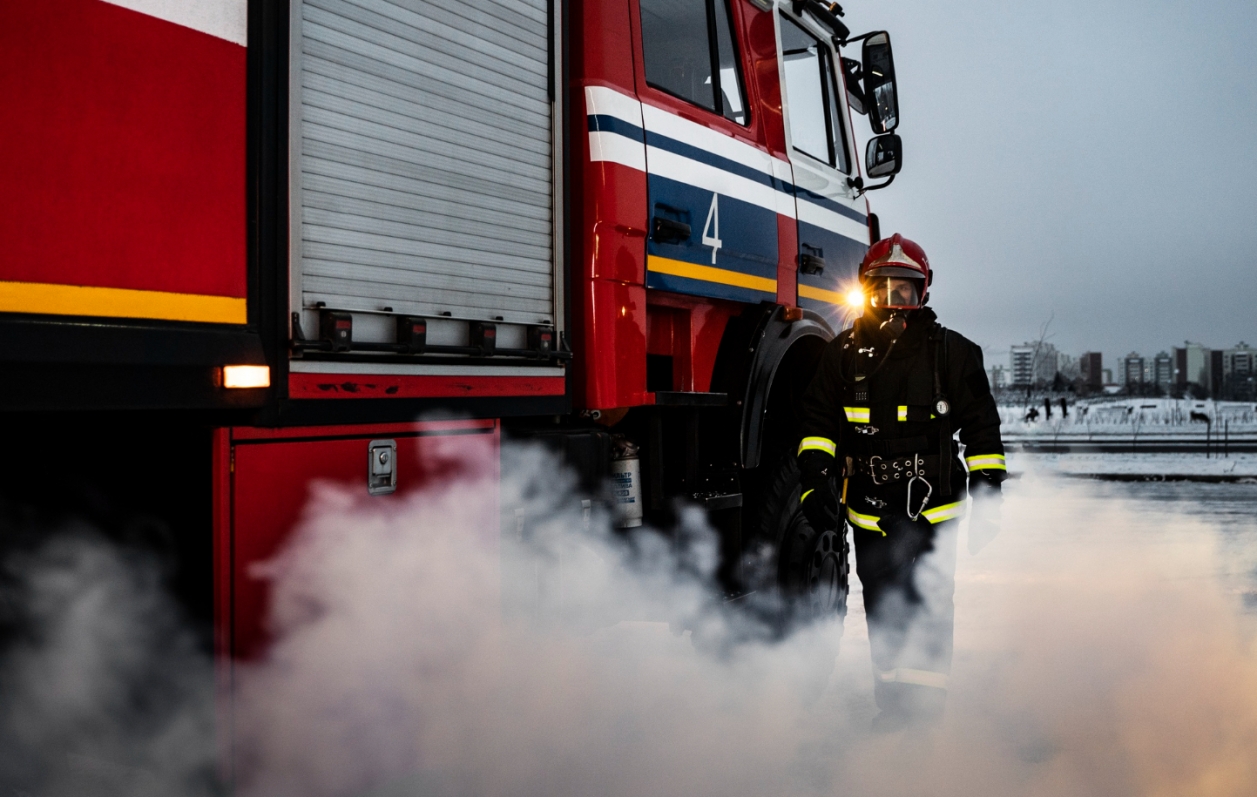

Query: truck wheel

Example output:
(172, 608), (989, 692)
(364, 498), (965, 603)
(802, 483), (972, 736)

(751, 453), (849, 628)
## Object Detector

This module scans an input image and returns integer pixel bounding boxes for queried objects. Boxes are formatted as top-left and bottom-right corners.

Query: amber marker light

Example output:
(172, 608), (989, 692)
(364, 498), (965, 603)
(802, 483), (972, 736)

(844, 288), (866, 309)
(222, 365), (271, 389)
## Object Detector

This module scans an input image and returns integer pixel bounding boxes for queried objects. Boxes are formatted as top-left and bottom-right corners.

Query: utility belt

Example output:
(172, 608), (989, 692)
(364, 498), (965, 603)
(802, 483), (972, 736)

(852, 453), (943, 486)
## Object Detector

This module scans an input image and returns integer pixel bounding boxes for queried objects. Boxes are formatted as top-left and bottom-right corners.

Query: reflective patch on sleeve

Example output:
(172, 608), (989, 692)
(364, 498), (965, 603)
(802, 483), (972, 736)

(798, 436), (837, 456)
(843, 407), (871, 424)
(921, 500), (966, 524)
(897, 405), (908, 422)
(965, 454), (1007, 471)
(800, 489), (814, 504)
(847, 507), (884, 535)
(877, 668), (949, 690)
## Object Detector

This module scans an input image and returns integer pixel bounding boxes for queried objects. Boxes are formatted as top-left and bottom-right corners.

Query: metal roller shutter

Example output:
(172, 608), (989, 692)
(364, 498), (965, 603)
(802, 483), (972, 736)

(291, 0), (557, 326)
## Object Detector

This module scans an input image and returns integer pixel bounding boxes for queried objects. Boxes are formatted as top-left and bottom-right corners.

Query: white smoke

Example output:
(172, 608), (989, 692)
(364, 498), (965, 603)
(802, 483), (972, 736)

(0, 529), (215, 796)
(3, 446), (1257, 796)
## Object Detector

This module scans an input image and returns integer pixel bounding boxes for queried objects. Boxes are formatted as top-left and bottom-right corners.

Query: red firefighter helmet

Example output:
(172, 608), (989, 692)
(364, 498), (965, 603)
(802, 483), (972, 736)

(859, 233), (931, 310)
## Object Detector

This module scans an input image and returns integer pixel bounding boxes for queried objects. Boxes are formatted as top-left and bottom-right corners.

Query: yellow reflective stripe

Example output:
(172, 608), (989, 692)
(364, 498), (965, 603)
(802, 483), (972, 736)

(797, 436), (837, 456)
(843, 406), (871, 423)
(847, 507), (884, 534)
(798, 283), (845, 305)
(897, 405), (908, 421)
(647, 255), (777, 294)
(877, 668), (949, 690)
(921, 500), (966, 524)
(966, 454), (1007, 471)
(0, 280), (247, 324)
(800, 489), (814, 504)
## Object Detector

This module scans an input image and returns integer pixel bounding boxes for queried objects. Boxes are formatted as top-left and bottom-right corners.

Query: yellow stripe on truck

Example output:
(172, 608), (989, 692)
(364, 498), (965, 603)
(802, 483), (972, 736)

(646, 256), (777, 294)
(798, 283), (845, 304)
(0, 280), (247, 324)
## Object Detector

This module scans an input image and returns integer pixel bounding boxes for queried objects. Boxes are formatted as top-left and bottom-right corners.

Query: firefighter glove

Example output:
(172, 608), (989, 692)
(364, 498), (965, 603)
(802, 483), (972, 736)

(798, 448), (839, 532)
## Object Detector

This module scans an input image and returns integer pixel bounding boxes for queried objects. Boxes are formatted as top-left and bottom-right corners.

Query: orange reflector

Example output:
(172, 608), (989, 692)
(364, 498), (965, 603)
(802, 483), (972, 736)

(782, 306), (804, 322)
(222, 365), (270, 389)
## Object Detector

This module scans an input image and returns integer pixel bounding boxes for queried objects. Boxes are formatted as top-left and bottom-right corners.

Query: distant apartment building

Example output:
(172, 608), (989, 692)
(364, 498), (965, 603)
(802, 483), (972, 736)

(1222, 343), (1256, 399)
(1223, 342), (1255, 377)
(1080, 352), (1103, 389)
(1173, 341), (1212, 393)
(1152, 351), (1173, 390)
(1010, 342), (1058, 386)
(1121, 352), (1145, 386)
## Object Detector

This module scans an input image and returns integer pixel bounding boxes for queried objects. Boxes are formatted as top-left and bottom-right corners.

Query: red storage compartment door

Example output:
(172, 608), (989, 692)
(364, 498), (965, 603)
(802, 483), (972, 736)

(216, 419), (499, 662)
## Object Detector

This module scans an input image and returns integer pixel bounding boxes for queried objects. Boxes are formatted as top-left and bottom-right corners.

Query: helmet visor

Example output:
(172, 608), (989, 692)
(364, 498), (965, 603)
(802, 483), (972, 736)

(866, 276), (923, 309)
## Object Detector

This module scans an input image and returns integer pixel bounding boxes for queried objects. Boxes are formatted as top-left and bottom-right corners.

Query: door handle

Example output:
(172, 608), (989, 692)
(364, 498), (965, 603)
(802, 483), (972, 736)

(651, 217), (691, 244)
(800, 253), (826, 275)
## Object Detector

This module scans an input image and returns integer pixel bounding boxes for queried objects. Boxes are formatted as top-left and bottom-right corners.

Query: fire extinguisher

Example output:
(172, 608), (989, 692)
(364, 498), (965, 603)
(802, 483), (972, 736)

(611, 437), (643, 528)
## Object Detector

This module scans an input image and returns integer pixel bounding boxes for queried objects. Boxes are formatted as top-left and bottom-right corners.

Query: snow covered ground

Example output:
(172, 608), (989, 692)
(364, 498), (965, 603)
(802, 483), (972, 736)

(1000, 397), (1257, 439)
(1011, 451), (1257, 480)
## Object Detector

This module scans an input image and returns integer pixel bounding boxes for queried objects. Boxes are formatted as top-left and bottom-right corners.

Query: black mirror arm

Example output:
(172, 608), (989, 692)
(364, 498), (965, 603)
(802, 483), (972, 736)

(851, 174), (894, 198)
(843, 31), (882, 45)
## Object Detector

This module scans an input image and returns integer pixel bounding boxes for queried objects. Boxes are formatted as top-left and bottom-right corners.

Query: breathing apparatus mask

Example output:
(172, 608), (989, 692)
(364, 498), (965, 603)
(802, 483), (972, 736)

(863, 267), (926, 338)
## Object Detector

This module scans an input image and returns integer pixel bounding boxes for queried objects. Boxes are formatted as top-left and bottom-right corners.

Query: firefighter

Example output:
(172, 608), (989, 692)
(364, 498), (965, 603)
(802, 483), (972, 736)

(796, 234), (1005, 731)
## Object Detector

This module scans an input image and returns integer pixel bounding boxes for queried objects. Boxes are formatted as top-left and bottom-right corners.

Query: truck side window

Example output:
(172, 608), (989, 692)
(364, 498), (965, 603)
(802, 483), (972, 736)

(641, 0), (748, 126)
(780, 16), (850, 172)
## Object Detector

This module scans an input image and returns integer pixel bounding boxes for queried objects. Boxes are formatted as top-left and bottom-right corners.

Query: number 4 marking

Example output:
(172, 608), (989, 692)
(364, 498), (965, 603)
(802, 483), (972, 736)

(702, 193), (722, 264)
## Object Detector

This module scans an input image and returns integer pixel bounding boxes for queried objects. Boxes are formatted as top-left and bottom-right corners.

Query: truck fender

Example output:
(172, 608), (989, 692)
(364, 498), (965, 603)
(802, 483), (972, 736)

(711, 304), (835, 470)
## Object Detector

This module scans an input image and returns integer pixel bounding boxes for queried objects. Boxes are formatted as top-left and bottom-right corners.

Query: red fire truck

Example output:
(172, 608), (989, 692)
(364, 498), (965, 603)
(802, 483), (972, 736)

(0, 0), (902, 663)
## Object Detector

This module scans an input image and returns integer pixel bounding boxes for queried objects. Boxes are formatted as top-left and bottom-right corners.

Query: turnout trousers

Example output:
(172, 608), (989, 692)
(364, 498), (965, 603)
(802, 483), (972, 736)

(852, 512), (959, 717)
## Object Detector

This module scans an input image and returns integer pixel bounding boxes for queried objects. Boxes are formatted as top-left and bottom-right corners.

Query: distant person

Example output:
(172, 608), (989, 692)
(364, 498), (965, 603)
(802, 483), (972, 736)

(795, 234), (1006, 732)
(1025, 406), (1039, 422)
(1044, 397), (1052, 420)
(1060, 397), (1069, 418)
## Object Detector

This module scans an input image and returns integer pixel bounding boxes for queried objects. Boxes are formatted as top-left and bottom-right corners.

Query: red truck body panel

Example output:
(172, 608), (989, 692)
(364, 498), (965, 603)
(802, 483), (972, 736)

(0, 0), (247, 325)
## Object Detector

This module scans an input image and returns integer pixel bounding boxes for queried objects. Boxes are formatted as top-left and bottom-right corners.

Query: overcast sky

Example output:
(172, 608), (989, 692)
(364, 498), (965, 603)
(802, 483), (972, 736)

(839, 0), (1257, 368)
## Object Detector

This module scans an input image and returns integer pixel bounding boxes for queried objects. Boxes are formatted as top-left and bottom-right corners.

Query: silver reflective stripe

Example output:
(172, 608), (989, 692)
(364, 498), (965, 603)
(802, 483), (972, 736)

(292, 0), (558, 325)
(877, 668), (948, 690)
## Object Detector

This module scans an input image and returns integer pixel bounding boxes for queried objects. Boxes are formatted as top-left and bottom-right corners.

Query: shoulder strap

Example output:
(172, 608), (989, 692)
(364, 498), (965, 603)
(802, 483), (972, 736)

(931, 324), (952, 496)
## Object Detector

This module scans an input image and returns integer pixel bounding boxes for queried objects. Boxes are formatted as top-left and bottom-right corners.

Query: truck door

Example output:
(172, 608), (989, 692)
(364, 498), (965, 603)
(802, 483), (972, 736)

(776, 9), (869, 330)
(635, 0), (788, 305)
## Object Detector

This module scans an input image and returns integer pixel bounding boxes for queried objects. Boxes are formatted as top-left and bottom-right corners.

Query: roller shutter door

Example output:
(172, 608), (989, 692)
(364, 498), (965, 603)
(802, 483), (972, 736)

(291, 0), (556, 326)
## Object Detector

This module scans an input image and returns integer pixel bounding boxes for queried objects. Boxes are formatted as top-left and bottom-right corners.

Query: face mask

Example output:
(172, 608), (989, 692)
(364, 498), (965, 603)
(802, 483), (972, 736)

(866, 276), (923, 310)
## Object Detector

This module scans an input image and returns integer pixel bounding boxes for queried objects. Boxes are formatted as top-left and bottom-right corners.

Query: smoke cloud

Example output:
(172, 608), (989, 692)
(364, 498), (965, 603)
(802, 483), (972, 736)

(2, 446), (1257, 796)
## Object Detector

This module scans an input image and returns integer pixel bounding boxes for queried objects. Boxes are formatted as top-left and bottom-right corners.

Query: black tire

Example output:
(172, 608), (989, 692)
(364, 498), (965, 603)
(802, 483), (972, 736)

(749, 452), (849, 630)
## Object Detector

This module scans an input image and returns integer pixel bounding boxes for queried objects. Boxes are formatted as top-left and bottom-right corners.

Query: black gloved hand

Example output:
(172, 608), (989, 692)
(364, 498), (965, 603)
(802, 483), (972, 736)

(967, 469), (1004, 555)
(798, 450), (839, 531)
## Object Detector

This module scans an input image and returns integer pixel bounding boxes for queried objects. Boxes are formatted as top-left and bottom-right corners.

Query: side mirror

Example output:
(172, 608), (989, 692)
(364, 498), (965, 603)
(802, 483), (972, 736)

(862, 32), (898, 133)
(865, 134), (902, 178)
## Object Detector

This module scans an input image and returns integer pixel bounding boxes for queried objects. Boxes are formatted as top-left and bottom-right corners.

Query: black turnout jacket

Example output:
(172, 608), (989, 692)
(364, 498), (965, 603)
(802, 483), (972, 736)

(798, 308), (1005, 529)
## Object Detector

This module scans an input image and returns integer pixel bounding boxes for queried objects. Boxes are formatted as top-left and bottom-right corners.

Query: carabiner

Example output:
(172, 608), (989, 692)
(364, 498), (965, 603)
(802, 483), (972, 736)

(906, 475), (933, 521)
